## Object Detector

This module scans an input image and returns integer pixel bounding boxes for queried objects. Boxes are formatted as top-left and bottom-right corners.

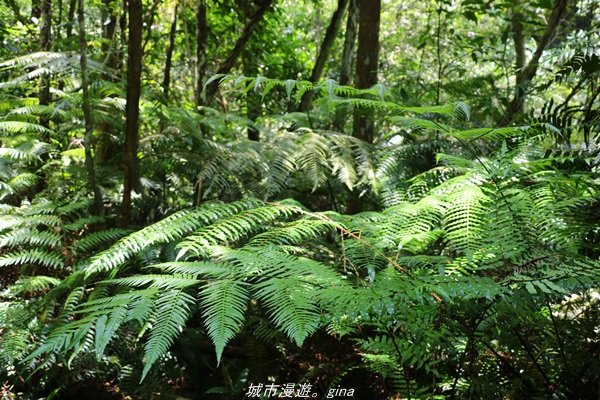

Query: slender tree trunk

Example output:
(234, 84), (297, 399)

(204, 0), (275, 102)
(339, 0), (358, 87)
(55, 0), (62, 47)
(241, 1), (261, 141)
(347, 0), (380, 214)
(500, 0), (569, 126)
(334, 0), (358, 131)
(38, 0), (52, 132)
(195, 0), (208, 107)
(162, 0), (178, 104)
(66, 0), (76, 39)
(77, 0), (103, 217)
(299, 0), (350, 111)
(352, 0), (380, 144)
(242, 51), (261, 141)
(101, 0), (119, 73)
(121, 0), (143, 227)
(159, 0), (178, 133)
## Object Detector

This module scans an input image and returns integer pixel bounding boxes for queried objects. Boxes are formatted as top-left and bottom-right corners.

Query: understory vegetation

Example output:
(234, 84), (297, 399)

(0, 0), (598, 399)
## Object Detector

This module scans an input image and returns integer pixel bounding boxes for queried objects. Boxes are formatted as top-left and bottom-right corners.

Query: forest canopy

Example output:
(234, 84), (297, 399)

(0, 0), (598, 399)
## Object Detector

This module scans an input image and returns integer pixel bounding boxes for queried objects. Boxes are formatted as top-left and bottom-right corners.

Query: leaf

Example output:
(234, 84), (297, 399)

(200, 280), (249, 364)
(141, 289), (194, 381)
(255, 277), (320, 347)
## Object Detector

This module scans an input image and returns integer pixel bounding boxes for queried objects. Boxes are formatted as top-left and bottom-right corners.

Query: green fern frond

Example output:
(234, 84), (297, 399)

(200, 279), (249, 365)
(140, 289), (194, 381)
(63, 216), (105, 231)
(296, 130), (331, 191)
(57, 199), (92, 216)
(177, 203), (299, 258)
(444, 185), (488, 254)
(255, 277), (321, 347)
(69, 228), (132, 254)
(94, 306), (128, 359)
(0, 121), (53, 136)
(247, 219), (337, 246)
(9, 275), (61, 295)
(149, 261), (233, 278)
(84, 198), (263, 276)
(108, 275), (201, 289)
(0, 229), (61, 248)
(0, 249), (64, 269)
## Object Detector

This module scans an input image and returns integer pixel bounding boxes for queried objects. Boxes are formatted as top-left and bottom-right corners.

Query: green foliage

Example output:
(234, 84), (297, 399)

(1, 0), (598, 397)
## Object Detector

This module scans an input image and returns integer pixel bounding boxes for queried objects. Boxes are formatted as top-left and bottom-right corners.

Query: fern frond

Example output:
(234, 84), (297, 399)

(63, 216), (105, 231)
(0, 249), (64, 269)
(177, 203), (299, 258)
(200, 279), (249, 364)
(255, 277), (321, 347)
(140, 289), (194, 381)
(296, 130), (331, 191)
(108, 274), (201, 289)
(0, 229), (61, 248)
(247, 219), (337, 246)
(443, 185), (488, 254)
(0, 121), (53, 136)
(148, 261), (233, 278)
(69, 228), (132, 254)
(9, 275), (61, 294)
(84, 198), (263, 276)
(94, 306), (128, 359)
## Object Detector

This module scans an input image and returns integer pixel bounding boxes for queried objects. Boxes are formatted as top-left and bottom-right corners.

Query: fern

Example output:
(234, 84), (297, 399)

(201, 279), (249, 365)
(84, 198), (263, 276)
(0, 249), (65, 269)
(255, 276), (320, 347)
(141, 289), (194, 381)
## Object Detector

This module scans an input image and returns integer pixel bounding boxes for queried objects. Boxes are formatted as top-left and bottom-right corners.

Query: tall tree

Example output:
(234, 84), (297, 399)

(121, 0), (143, 226)
(195, 0), (208, 107)
(334, 0), (358, 131)
(38, 0), (52, 131)
(500, 0), (569, 126)
(77, 0), (103, 217)
(346, 0), (380, 214)
(339, 0), (358, 87)
(162, 0), (178, 104)
(65, 0), (76, 39)
(352, 0), (380, 144)
(101, 0), (120, 74)
(299, 0), (350, 111)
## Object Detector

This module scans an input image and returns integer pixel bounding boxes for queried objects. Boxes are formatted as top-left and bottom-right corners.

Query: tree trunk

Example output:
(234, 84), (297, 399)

(242, 52), (261, 141)
(66, 0), (76, 39)
(241, 1), (261, 141)
(346, 0), (380, 214)
(339, 0), (358, 87)
(77, 0), (103, 217)
(195, 0), (208, 108)
(204, 0), (275, 102)
(352, 0), (380, 144)
(55, 0), (62, 46)
(38, 0), (52, 132)
(101, 0), (119, 73)
(121, 0), (143, 227)
(500, 0), (569, 126)
(334, 0), (358, 131)
(162, 0), (178, 104)
(299, 0), (350, 111)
